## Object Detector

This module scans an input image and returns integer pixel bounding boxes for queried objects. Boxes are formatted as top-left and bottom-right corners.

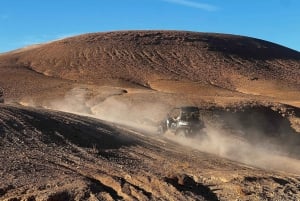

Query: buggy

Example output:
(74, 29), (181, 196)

(158, 106), (205, 137)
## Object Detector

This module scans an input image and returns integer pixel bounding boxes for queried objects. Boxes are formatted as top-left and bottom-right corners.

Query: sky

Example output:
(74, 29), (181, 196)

(0, 0), (300, 53)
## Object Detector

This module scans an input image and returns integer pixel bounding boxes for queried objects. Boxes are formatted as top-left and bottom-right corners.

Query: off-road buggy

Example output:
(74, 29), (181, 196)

(158, 106), (205, 137)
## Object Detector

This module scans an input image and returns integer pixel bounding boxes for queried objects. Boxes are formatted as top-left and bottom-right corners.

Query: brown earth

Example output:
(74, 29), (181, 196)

(1, 104), (300, 201)
(0, 30), (300, 104)
(1, 30), (300, 200)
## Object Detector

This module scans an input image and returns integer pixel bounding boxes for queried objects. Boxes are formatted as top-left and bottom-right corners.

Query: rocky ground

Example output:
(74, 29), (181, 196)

(1, 104), (300, 201)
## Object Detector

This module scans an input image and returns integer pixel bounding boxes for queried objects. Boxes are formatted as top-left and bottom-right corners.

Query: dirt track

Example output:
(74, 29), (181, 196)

(0, 104), (300, 201)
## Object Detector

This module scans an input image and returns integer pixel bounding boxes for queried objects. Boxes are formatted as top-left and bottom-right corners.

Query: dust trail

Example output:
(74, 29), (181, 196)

(45, 87), (168, 134)
(49, 88), (93, 114)
(165, 126), (300, 175)
(29, 87), (300, 175)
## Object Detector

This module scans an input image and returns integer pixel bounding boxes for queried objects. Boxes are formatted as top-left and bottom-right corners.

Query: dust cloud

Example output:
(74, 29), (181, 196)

(43, 88), (300, 175)
(166, 127), (300, 175)
(49, 88), (93, 114)
(47, 87), (168, 134)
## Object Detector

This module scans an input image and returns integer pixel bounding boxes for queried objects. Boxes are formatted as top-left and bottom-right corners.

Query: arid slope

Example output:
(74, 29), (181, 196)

(0, 31), (299, 102)
(1, 104), (300, 201)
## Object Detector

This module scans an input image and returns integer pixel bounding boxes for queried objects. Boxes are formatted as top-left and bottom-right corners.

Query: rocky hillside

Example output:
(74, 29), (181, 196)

(1, 104), (300, 201)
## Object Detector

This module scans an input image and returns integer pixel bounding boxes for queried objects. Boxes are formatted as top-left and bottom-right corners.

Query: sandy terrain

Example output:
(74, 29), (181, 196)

(0, 30), (300, 200)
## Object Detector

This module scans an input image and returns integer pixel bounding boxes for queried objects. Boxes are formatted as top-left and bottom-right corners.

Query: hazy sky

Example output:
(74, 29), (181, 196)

(0, 0), (299, 53)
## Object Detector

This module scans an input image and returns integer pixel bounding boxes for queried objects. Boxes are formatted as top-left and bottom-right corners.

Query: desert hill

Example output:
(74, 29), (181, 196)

(1, 31), (300, 200)
(0, 31), (300, 101)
